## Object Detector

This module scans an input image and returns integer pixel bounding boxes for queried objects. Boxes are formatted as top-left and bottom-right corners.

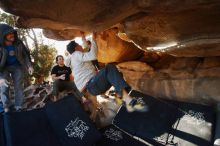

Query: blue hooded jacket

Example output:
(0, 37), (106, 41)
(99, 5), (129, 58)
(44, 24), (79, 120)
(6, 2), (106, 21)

(0, 23), (32, 72)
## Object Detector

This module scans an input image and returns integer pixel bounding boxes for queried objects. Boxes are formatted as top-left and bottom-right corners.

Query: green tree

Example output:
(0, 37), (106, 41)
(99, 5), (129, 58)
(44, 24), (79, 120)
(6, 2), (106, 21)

(31, 44), (57, 84)
(0, 12), (15, 25)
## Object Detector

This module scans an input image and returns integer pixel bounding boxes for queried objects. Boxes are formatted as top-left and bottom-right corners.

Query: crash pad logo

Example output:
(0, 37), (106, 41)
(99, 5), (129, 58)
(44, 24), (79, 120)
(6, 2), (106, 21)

(65, 117), (89, 139)
(184, 110), (205, 125)
(105, 128), (123, 141)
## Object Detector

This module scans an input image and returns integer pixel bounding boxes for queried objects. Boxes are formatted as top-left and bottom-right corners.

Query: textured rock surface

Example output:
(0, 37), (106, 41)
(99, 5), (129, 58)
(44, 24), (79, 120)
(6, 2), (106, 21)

(0, 0), (139, 39)
(123, 8), (220, 57)
(1, 0), (220, 57)
(96, 28), (143, 63)
(118, 57), (220, 105)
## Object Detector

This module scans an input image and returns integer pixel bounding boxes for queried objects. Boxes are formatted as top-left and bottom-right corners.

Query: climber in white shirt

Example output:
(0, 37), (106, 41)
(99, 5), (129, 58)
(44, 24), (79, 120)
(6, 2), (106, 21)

(66, 32), (148, 121)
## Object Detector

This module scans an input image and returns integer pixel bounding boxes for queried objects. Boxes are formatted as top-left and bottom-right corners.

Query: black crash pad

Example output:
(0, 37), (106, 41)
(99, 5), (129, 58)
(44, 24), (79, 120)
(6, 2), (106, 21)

(45, 96), (101, 146)
(0, 114), (5, 146)
(2, 96), (102, 146)
(96, 125), (147, 146)
(113, 90), (215, 146)
(3, 108), (60, 146)
(167, 99), (216, 146)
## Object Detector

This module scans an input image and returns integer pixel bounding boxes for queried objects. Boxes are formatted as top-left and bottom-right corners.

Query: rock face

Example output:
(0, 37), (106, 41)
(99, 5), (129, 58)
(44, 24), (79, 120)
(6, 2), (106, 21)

(118, 57), (220, 105)
(1, 0), (220, 104)
(1, 0), (220, 57)
(96, 28), (143, 63)
(0, 0), (139, 39)
(123, 7), (220, 57)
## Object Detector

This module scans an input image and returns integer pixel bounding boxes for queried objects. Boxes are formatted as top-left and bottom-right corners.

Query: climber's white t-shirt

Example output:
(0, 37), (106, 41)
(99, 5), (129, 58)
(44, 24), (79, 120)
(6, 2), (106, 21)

(70, 40), (97, 91)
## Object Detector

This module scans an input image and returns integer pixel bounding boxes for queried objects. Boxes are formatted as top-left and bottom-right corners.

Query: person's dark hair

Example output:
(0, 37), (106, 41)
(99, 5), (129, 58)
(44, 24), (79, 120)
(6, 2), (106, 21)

(55, 55), (64, 63)
(67, 41), (77, 54)
(87, 40), (91, 46)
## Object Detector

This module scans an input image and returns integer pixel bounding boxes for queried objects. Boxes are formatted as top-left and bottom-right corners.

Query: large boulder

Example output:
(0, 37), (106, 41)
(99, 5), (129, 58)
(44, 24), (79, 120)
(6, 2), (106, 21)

(118, 57), (220, 105)
(0, 0), (139, 39)
(1, 0), (220, 105)
(1, 0), (220, 57)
